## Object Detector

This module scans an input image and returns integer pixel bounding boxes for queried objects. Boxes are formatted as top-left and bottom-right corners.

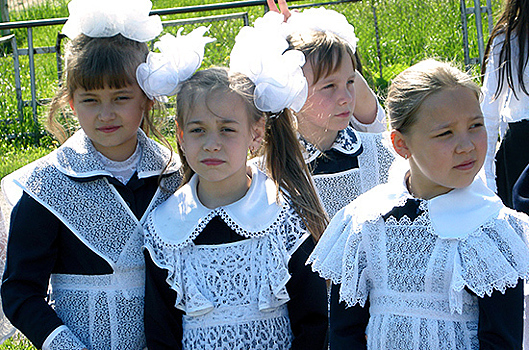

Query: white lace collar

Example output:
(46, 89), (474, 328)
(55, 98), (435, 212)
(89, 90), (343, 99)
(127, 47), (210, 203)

(299, 125), (363, 163)
(353, 166), (505, 240)
(150, 164), (284, 246)
(53, 128), (180, 179)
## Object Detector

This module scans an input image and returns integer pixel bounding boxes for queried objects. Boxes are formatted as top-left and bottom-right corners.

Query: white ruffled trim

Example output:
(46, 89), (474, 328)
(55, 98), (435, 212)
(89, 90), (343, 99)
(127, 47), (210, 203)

(309, 191), (529, 313)
(62, 0), (162, 42)
(144, 203), (308, 315)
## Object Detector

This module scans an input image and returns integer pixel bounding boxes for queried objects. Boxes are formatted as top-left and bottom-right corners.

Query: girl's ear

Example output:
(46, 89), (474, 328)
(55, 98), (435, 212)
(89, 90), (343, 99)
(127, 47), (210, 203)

(176, 121), (185, 149)
(250, 117), (266, 150)
(69, 99), (76, 115)
(390, 129), (410, 159)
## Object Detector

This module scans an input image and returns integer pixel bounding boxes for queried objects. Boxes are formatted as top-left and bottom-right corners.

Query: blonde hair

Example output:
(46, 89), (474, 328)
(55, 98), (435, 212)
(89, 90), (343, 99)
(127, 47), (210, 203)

(176, 67), (328, 240)
(47, 34), (160, 143)
(287, 30), (357, 84)
(387, 59), (481, 134)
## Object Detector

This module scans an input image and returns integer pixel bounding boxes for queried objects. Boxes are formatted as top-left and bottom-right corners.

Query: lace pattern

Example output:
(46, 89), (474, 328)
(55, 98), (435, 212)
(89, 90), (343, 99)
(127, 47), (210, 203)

(8, 129), (181, 350)
(44, 327), (86, 350)
(312, 131), (395, 218)
(50, 270), (146, 350)
(144, 204), (308, 349)
(310, 194), (529, 350)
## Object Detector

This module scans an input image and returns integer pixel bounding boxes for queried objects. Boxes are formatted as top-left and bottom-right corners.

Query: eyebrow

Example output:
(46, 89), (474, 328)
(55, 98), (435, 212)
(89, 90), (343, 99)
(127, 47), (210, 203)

(186, 118), (240, 126)
(431, 115), (484, 131)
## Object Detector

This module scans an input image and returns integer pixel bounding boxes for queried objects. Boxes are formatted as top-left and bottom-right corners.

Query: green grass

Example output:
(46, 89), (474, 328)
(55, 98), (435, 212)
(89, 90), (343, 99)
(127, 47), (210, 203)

(0, 0), (505, 347)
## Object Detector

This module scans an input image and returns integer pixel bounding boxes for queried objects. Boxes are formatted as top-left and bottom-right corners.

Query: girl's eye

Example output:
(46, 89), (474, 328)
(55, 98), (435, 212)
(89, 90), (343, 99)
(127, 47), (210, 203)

(347, 79), (355, 85)
(221, 127), (236, 133)
(436, 130), (452, 138)
(116, 96), (131, 101)
(188, 128), (204, 134)
(82, 98), (97, 103)
(470, 122), (484, 129)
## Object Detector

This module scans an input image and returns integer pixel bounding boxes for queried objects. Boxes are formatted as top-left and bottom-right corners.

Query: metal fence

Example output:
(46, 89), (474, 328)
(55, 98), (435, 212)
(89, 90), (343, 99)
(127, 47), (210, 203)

(0, 0), (499, 142)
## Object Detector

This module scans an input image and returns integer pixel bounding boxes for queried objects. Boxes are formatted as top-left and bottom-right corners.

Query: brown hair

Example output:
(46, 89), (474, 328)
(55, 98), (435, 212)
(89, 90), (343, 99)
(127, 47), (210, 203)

(387, 59), (481, 134)
(176, 67), (328, 240)
(47, 34), (162, 143)
(287, 30), (357, 84)
(481, 0), (529, 98)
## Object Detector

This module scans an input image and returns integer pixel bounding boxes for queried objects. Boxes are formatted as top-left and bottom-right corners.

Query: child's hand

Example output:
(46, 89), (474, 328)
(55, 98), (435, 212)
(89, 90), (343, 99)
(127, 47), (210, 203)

(266, 0), (291, 22)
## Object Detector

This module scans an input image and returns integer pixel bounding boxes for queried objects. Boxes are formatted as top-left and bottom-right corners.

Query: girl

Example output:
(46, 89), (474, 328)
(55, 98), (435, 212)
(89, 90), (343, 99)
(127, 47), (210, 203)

(0, 0), (184, 348)
(265, 1), (396, 218)
(481, 0), (529, 208)
(309, 59), (529, 349)
(142, 22), (329, 349)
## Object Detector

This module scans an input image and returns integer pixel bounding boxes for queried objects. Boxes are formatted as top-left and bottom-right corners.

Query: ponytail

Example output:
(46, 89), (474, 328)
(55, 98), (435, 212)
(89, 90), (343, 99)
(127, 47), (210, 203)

(263, 110), (328, 241)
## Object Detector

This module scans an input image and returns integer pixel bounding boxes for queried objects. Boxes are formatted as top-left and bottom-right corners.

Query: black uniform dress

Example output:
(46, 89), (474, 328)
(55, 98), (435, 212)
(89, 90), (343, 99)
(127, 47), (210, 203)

(143, 164), (328, 350)
(1, 129), (181, 350)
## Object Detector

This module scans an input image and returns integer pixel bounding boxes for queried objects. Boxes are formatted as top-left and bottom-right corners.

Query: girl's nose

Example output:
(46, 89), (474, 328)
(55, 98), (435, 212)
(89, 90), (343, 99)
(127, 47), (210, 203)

(456, 133), (475, 153)
(338, 86), (355, 106)
(203, 134), (221, 152)
(97, 103), (116, 122)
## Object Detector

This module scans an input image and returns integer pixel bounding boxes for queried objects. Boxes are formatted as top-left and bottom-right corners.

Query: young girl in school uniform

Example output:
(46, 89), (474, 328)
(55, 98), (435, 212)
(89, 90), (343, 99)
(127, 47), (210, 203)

(265, 0), (395, 218)
(308, 59), (529, 349)
(481, 0), (529, 208)
(0, 0), (187, 348)
(142, 20), (329, 349)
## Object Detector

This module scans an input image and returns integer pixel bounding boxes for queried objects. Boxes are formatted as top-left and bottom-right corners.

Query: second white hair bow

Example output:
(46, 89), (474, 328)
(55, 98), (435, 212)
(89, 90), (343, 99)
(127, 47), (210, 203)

(136, 27), (216, 101)
(230, 11), (308, 114)
(285, 7), (359, 53)
(62, 0), (162, 42)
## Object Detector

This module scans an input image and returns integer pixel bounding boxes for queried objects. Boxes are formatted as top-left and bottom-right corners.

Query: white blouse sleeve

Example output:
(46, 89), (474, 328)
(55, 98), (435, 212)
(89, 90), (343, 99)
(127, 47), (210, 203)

(481, 36), (509, 192)
(42, 326), (87, 350)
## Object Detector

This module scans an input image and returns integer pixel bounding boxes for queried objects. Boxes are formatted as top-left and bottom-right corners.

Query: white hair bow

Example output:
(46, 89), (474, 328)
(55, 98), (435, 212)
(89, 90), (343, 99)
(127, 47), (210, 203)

(230, 11), (308, 114)
(62, 0), (162, 42)
(285, 7), (359, 53)
(136, 27), (216, 101)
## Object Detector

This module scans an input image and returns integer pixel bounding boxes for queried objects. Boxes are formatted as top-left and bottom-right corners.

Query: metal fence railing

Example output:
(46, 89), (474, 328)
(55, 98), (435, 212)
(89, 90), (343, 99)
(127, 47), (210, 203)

(0, 0), (500, 143)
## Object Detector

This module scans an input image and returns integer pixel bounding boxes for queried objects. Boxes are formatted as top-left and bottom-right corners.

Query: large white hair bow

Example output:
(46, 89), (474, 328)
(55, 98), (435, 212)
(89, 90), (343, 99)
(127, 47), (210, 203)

(136, 27), (216, 101)
(230, 11), (308, 114)
(62, 0), (162, 42)
(285, 7), (359, 53)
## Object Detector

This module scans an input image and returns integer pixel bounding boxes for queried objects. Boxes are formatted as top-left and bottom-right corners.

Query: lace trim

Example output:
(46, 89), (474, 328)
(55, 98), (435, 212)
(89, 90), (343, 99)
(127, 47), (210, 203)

(43, 326), (86, 350)
(311, 198), (529, 315)
(97, 143), (141, 184)
(299, 126), (363, 163)
(144, 204), (308, 315)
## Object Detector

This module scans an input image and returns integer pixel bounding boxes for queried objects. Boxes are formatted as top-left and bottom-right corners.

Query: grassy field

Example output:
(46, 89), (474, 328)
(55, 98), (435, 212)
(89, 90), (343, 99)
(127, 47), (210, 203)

(0, 0), (502, 348)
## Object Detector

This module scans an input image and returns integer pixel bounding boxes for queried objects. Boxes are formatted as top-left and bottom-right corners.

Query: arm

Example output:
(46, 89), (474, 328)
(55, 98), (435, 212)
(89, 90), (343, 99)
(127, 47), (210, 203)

(350, 71), (386, 132)
(1, 193), (85, 349)
(286, 237), (328, 350)
(477, 280), (524, 349)
(329, 283), (369, 350)
(144, 249), (184, 350)
(481, 37), (508, 192)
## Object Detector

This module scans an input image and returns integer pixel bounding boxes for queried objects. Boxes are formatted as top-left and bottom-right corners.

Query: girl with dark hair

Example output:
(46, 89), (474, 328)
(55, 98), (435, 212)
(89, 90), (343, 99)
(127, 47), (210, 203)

(142, 18), (328, 349)
(0, 0), (186, 348)
(481, 0), (529, 208)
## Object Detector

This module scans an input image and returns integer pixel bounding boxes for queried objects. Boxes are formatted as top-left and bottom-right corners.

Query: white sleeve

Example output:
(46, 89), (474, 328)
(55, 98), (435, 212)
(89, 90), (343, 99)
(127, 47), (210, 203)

(350, 99), (387, 133)
(42, 326), (87, 350)
(481, 37), (509, 192)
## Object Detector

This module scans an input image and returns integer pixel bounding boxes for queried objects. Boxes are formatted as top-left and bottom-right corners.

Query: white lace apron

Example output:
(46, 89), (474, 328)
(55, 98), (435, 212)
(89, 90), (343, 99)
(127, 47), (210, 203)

(5, 129), (181, 350)
(300, 127), (396, 218)
(309, 175), (529, 350)
(145, 165), (309, 349)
